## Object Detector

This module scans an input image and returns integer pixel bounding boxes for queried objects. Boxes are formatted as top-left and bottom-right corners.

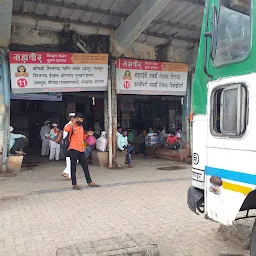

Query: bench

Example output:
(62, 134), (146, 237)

(0, 154), (24, 173)
(0, 154), (24, 174)
(155, 147), (190, 162)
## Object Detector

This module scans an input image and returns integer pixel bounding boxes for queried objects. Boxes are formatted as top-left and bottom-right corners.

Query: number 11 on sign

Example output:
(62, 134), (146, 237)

(17, 78), (28, 88)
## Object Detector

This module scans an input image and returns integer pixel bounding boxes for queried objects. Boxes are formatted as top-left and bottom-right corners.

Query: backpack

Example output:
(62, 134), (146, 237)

(61, 126), (74, 156)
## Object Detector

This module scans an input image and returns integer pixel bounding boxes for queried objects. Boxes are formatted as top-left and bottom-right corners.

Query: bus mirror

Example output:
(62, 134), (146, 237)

(210, 5), (218, 60)
(203, 2), (213, 78)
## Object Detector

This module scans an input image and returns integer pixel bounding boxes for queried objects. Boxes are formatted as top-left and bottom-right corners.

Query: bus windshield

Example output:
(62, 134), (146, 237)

(213, 0), (251, 66)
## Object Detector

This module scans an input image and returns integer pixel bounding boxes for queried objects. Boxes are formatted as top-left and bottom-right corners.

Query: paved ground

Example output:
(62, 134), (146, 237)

(0, 155), (249, 256)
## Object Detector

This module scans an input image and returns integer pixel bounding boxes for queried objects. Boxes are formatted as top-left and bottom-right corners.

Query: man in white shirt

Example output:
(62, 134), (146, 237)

(49, 123), (60, 161)
(40, 120), (50, 156)
(116, 127), (122, 148)
(117, 130), (134, 168)
(61, 113), (75, 180)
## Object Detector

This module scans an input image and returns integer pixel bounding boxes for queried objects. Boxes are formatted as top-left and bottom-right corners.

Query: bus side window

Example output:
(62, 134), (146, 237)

(211, 84), (248, 137)
(212, 89), (222, 133)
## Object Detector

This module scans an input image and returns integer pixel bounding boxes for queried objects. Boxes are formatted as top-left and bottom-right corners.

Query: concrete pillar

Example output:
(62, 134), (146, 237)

(0, 56), (5, 157)
(2, 55), (10, 172)
(0, 0), (13, 172)
(111, 60), (117, 166)
(0, 53), (10, 172)
(0, 0), (13, 48)
(107, 79), (113, 168)
(182, 71), (192, 150)
(104, 91), (109, 133)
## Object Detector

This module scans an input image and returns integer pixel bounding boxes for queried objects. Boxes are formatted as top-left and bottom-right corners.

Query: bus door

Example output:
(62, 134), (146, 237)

(205, 77), (255, 225)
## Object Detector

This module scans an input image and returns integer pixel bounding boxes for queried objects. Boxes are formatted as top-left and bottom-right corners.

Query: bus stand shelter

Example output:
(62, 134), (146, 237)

(0, 0), (204, 171)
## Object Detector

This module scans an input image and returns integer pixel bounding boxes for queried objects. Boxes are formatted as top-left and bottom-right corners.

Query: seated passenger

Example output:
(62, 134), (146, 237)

(149, 128), (166, 157)
(165, 131), (179, 150)
(84, 131), (96, 159)
(134, 131), (145, 156)
(9, 126), (27, 155)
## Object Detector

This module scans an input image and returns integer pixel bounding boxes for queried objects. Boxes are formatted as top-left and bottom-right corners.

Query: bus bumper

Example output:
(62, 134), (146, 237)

(187, 186), (204, 214)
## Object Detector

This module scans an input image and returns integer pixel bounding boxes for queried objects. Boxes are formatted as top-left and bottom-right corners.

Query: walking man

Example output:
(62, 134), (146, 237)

(40, 120), (50, 156)
(62, 113), (75, 180)
(64, 112), (99, 190)
(117, 130), (134, 168)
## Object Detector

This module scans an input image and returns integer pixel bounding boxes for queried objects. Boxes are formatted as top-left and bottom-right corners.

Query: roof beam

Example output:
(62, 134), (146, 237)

(12, 14), (169, 46)
(153, 20), (199, 32)
(146, 31), (198, 44)
(13, 11), (199, 45)
(111, 0), (172, 58)
(12, 12), (113, 34)
(23, 0), (200, 33)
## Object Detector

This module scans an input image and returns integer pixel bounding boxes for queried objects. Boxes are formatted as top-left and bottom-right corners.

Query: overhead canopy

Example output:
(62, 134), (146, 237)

(12, 0), (205, 52)
(0, 0), (13, 49)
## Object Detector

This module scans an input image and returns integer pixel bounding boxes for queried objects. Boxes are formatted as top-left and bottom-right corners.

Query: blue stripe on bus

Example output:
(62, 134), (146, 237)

(205, 166), (256, 185)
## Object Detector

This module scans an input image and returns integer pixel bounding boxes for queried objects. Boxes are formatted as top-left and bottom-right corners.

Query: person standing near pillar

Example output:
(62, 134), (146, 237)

(40, 120), (50, 156)
(49, 123), (60, 161)
(64, 112), (99, 190)
(94, 120), (102, 138)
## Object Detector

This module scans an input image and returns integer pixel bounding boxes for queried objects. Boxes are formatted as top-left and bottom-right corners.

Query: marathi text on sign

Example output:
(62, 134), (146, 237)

(10, 52), (109, 93)
(116, 58), (188, 96)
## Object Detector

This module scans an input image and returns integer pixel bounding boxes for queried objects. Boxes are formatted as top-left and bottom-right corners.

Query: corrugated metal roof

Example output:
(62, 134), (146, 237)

(12, 0), (205, 47)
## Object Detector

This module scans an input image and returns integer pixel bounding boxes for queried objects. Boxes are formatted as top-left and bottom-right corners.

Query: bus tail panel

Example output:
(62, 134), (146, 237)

(205, 74), (256, 225)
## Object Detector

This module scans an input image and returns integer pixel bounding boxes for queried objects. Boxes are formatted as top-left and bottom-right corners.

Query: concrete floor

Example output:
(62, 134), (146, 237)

(0, 155), (249, 256)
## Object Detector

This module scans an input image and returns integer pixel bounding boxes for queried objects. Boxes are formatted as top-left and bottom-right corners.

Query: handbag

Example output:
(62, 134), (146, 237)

(62, 126), (74, 156)
(54, 130), (63, 144)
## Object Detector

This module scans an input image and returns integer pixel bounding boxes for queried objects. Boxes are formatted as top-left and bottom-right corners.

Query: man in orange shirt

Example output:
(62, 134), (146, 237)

(64, 112), (99, 190)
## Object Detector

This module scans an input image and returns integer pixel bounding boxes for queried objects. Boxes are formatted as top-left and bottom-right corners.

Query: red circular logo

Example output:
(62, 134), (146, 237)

(124, 81), (131, 89)
(17, 78), (28, 88)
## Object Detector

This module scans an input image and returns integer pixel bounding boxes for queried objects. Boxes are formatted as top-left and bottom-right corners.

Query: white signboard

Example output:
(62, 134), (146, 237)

(9, 52), (108, 93)
(116, 58), (188, 95)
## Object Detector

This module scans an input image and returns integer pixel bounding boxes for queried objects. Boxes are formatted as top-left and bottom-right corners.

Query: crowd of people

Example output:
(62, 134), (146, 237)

(38, 116), (99, 163)
(116, 126), (182, 167)
(9, 112), (101, 189)
(9, 115), (182, 188)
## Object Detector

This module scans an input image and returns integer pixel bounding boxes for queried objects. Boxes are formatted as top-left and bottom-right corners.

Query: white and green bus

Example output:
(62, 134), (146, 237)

(187, 0), (256, 254)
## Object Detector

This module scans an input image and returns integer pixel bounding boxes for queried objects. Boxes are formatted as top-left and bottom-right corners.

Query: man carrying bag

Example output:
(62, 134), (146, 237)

(64, 112), (99, 190)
